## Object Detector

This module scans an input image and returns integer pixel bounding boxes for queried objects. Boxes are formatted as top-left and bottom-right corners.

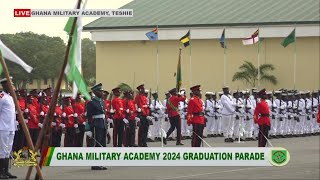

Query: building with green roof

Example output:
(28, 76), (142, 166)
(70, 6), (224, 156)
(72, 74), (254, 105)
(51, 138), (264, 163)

(84, 0), (319, 95)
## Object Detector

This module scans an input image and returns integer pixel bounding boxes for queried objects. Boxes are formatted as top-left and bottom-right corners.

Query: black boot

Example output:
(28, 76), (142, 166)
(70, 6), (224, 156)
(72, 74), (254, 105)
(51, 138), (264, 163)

(4, 158), (16, 179)
(0, 159), (8, 179)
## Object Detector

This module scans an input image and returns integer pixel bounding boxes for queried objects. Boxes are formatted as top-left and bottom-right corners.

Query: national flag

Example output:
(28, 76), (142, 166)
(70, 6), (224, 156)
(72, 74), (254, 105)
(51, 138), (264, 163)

(281, 29), (295, 48)
(180, 31), (190, 47)
(176, 50), (182, 91)
(242, 29), (259, 45)
(219, 29), (226, 48)
(0, 39), (33, 75)
(145, 28), (158, 41)
(64, 16), (91, 100)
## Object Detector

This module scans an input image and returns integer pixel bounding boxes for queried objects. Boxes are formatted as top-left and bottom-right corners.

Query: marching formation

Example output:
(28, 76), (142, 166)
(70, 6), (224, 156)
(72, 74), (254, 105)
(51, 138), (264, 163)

(1, 77), (320, 173)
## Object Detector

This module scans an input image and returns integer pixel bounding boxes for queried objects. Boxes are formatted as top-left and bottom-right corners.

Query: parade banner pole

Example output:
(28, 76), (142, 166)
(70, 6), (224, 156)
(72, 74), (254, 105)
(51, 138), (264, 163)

(189, 30), (192, 87)
(25, 0), (82, 179)
(0, 53), (44, 180)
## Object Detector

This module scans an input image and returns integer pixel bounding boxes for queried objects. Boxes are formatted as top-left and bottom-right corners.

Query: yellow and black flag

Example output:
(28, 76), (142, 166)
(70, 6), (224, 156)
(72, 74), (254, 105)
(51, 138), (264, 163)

(180, 30), (190, 47)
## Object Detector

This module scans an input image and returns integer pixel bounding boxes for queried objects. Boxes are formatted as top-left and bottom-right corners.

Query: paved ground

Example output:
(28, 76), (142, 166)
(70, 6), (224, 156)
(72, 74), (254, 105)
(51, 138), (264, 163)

(11, 135), (320, 180)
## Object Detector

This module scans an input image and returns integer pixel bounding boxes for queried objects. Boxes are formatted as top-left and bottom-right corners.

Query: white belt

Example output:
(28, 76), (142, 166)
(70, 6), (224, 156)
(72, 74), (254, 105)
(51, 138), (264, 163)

(93, 114), (105, 119)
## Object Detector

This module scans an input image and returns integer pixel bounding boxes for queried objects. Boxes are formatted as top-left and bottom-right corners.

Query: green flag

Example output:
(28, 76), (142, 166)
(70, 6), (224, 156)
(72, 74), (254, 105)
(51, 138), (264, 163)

(64, 17), (91, 100)
(281, 29), (295, 48)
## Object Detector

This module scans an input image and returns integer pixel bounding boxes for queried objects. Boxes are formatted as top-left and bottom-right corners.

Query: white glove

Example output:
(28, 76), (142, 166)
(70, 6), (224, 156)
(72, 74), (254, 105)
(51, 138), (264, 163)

(38, 123), (43, 128)
(84, 112), (87, 116)
(146, 116), (154, 121)
(110, 109), (115, 113)
(24, 119), (28, 123)
(54, 112), (57, 116)
(60, 123), (66, 128)
(178, 91), (185, 96)
(51, 122), (56, 126)
(82, 121), (86, 125)
(40, 111), (44, 116)
(74, 124), (78, 128)
(134, 117), (140, 122)
(126, 109), (130, 113)
(123, 118), (129, 124)
(74, 113), (78, 118)
(24, 108), (29, 113)
(137, 108), (141, 112)
(152, 112), (159, 118)
(62, 112), (66, 117)
(107, 118), (113, 123)
(86, 131), (93, 138)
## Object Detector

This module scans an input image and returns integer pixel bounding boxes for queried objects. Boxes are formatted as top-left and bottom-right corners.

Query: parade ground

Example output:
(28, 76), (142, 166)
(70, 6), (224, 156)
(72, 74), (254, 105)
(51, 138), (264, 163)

(11, 134), (319, 180)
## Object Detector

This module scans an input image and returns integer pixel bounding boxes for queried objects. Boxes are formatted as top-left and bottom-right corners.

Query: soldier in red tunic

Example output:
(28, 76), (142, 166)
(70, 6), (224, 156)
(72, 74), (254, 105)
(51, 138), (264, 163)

(187, 85), (205, 147)
(254, 89), (271, 147)
(74, 94), (86, 147)
(111, 87), (125, 147)
(51, 103), (63, 147)
(103, 90), (111, 144)
(62, 97), (76, 147)
(135, 84), (150, 147)
(123, 90), (139, 147)
(166, 88), (186, 145)
(25, 95), (40, 146)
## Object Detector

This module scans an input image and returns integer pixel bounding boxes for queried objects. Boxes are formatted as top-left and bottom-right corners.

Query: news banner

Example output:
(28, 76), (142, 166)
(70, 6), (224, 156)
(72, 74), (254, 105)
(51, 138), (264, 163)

(36, 147), (290, 167)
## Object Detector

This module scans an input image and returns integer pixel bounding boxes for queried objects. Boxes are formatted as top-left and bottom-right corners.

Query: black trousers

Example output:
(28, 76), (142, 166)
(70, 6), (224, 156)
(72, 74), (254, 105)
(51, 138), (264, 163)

(13, 126), (25, 152)
(258, 124), (270, 147)
(29, 128), (40, 146)
(138, 116), (149, 146)
(166, 115), (182, 143)
(113, 120), (124, 147)
(124, 120), (136, 147)
(94, 127), (106, 147)
(75, 124), (85, 147)
(64, 128), (76, 147)
(192, 123), (204, 147)
(51, 128), (62, 147)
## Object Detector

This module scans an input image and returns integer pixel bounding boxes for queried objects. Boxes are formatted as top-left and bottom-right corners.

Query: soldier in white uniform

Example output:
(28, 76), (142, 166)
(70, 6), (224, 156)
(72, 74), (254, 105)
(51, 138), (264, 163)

(204, 92), (215, 137)
(305, 92), (313, 135)
(293, 92), (305, 136)
(269, 91), (279, 138)
(311, 92), (319, 134)
(0, 78), (17, 179)
(221, 86), (235, 142)
(274, 92), (286, 138)
(249, 89), (259, 140)
(233, 91), (245, 141)
(243, 91), (255, 140)
(179, 89), (190, 139)
(215, 92), (223, 137)
(150, 91), (165, 141)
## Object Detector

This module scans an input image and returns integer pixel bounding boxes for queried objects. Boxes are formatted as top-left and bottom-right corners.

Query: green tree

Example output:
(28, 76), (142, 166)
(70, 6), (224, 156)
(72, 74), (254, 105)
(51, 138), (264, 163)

(81, 38), (96, 86)
(232, 61), (277, 87)
(0, 32), (65, 89)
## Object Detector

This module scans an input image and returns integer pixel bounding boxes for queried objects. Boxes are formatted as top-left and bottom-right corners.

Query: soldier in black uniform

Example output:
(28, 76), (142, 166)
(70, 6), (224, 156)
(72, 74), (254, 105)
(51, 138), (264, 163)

(86, 83), (107, 170)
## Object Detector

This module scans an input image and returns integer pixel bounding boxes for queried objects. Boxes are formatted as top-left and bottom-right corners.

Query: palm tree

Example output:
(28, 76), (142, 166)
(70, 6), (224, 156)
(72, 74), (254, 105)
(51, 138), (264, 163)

(232, 61), (277, 87)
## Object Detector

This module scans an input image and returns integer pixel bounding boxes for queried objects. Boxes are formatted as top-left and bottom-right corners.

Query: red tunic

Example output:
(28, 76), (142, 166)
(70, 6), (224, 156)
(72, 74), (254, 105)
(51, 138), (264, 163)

(54, 105), (62, 127)
(167, 95), (186, 117)
(27, 104), (39, 129)
(104, 99), (111, 119)
(135, 94), (150, 117)
(17, 98), (25, 124)
(63, 106), (75, 127)
(75, 102), (85, 124)
(187, 96), (205, 125)
(112, 96), (125, 119)
(123, 98), (137, 120)
(254, 99), (271, 126)
(32, 97), (39, 107)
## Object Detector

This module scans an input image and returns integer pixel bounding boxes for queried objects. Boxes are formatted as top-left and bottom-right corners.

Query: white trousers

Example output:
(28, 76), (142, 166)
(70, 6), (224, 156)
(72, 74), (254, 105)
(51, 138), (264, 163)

(181, 118), (191, 136)
(206, 116), (215, 134)
(222, 115), (234, 138)
(270, 117), (278, 136)
(152, 117), (162, 138)
(0, 130), (15, 158)
(244, 118), (253, 138)
(214, 116), (222, 134)
(234, 116), (245, 138)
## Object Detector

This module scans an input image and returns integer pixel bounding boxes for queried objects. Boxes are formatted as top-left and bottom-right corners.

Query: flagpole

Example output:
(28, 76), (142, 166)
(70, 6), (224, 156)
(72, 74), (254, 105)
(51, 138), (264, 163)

(293, 27), (297, 89)
(223, 29), (227, 86)
(189, 30), (192, 86)
(257, 28), (260, 88)
(156, 25), (160, 91)
(0, 53), (44, 180)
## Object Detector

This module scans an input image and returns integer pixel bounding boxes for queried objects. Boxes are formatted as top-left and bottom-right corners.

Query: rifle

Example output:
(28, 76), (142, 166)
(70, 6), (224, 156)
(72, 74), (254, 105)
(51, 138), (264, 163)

(294, 94), (300, 122)
(39, 95), (44, 124)
(245, 96), (250, 121)
(312, 91), (315, 118)
(235, 90), (240, 120)
(271, 90), (276, 119)
(152, 93), (158, 122)
(165, 96), (169, 122)
(286, 92), (292, 120)
(279, 93), (283, 121)
(61, 95), (67, 133)
(147, 88), (153, 125)
(23, 91), (29, 120)
(204, 97), (208, 125)
(305, 97), (310, 120)
(214, 93), (218, 120)
(73, 99), (80, 134)
(108, 93), (114, 128)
